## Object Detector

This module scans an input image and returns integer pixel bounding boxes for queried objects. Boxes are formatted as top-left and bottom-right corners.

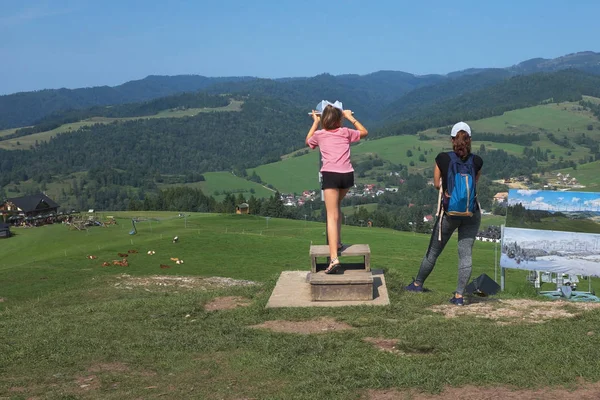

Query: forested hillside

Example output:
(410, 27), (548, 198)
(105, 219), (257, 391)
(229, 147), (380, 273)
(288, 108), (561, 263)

(381, 69), (513, 123)
(204, 72), (445, 123)
(0, 96), (307, 187)
(0, 75), (253, 129)
(5, 92), (230, 140)
(3, 69), (600, 190)
(380, 69), (600, 136)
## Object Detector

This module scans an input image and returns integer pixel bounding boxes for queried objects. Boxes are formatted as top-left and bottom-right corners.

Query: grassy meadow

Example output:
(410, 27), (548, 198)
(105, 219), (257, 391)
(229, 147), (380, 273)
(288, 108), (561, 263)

(249, 151), (322, 194)
(251, 100), (600, 194)
(469, 101), (600, 133)
(2, 212), (600, 399)
(159, 171), (275, 200)
(0, 128), (19, 138)
(556, 160), (600, 192)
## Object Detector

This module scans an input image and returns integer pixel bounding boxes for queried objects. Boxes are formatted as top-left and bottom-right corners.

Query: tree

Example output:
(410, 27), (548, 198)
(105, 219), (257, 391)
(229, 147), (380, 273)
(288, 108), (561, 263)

(236, 193), (246, 205)
(248, 195), (261, 215)
(406, 150), (413, 157)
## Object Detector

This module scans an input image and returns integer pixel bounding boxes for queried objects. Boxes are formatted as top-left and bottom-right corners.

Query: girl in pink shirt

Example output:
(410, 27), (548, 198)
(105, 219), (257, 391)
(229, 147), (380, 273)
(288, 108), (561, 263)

(306, 101), (368, 274)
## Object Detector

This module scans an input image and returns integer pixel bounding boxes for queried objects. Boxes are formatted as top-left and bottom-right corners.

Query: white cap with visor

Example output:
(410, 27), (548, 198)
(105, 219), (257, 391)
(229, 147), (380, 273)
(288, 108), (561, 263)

(451, 121), (472, 137)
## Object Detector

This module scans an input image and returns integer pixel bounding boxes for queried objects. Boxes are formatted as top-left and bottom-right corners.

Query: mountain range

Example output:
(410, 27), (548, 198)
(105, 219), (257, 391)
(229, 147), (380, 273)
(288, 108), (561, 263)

(2, 51), (600, 130)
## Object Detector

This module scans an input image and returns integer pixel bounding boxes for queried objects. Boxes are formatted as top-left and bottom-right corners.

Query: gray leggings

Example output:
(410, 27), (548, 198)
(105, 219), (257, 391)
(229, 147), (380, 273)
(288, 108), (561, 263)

(415, 212), (481, 295)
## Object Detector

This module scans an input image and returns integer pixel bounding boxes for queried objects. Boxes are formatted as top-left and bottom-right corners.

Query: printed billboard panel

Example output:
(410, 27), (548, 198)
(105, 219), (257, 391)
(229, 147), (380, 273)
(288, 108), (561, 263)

(506, 189), (600, 234)
(501, 227), (600, 277)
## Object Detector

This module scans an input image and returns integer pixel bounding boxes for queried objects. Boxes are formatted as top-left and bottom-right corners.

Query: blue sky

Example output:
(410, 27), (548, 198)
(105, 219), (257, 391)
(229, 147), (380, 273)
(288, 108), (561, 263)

(1, 0), (600, 94)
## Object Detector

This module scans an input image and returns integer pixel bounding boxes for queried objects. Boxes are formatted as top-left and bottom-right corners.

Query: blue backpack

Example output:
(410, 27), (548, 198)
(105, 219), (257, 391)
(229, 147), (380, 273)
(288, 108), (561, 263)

(443, 152), (477, 217)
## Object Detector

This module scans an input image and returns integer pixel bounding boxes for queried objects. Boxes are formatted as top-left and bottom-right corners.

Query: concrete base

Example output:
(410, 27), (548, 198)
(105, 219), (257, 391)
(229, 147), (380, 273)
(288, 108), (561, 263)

(309, 270), (373, 301)
(266, 269), (389, 308)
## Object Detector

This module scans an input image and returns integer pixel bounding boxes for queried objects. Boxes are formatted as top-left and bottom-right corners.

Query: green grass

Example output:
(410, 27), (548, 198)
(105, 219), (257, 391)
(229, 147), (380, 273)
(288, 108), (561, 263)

(250, 151), (322, 194)
(0, 127), (19, 138)
(480, 214), (506, 229)
(0, 100), (244, 150)
(583, 95), (600, 105)
(341, 203), (379, 215)
(468, 101), (600, 134)
(555, 160), (600, 192)
(159, 171), (275, 200)
(2, 213), (600, 398)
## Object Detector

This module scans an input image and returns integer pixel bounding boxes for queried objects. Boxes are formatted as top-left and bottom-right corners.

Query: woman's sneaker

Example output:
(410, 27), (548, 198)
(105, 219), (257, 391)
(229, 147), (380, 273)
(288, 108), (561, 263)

(405, 279), (424, 292)
(449, 296), (464, 306)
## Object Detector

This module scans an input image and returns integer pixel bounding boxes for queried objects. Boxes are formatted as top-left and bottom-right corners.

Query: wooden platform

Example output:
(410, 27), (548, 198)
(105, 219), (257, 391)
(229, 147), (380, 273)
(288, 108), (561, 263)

(309, 244), (371, 273)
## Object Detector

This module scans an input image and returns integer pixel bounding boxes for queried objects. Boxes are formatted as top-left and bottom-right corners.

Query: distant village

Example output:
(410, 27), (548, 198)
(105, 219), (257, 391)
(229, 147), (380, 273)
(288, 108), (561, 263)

(1, 169), (588, 242)
(279, 183), (399, 208)
(276, 169), (586, 209)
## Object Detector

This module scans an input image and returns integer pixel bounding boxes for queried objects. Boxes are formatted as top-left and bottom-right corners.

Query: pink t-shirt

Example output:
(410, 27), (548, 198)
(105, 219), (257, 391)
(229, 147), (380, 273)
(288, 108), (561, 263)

(307, 127), (361, 173)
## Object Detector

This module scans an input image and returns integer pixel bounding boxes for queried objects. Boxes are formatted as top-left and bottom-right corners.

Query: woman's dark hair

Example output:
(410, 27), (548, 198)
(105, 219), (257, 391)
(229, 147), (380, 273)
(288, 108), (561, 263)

(321, 105), (343, 130)
(452, 131), (471, 158)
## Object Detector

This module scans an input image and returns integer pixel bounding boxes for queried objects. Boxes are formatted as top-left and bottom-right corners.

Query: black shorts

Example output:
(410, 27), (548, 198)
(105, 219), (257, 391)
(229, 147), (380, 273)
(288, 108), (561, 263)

(321, 171), (354, 190)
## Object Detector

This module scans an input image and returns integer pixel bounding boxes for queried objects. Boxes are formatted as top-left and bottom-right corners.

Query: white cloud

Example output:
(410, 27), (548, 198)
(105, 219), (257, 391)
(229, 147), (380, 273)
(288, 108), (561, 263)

(517, 190), (539, 196)
(529, 201), (555, 211)
(572, 197), (581, 203)
(535, 197), (544, 202)
(584, 199), (600, 208)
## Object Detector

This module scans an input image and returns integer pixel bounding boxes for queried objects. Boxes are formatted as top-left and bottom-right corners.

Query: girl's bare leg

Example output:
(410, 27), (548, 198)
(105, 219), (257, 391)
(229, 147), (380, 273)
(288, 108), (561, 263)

(324, 188), (341, 263)
(337, 188), (349, 247)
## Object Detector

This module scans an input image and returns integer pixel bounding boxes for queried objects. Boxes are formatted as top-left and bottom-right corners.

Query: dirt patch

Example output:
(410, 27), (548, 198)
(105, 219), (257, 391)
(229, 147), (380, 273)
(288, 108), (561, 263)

(429, 299), (600, 325)
(363, 337), (435, 356)
(249, 317), (354, 334)
(114, 274), (259, 291)
(75, 375), (100, 391)
(88, 362), (130, 373)
(0, 297), (5, 302)
(204, 296), (252, 311)
(367, 382), (600, 399)
(363, 337), (401, 354)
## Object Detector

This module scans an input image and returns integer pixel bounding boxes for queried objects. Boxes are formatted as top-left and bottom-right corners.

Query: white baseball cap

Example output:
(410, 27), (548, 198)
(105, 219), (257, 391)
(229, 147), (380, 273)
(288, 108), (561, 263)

(451, 121), (472, 137)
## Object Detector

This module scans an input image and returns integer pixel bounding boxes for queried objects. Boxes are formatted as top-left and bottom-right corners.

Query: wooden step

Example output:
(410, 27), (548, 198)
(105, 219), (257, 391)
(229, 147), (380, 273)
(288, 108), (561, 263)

(309, 270), (374, 301)
(309, 244), (370, 273)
